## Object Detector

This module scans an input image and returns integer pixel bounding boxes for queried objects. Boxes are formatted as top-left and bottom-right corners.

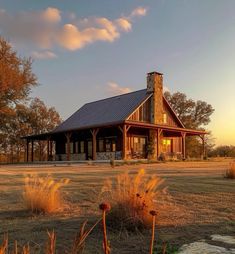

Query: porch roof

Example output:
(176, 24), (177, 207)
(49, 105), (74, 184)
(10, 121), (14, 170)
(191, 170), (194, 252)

(125, 120), (208, 136)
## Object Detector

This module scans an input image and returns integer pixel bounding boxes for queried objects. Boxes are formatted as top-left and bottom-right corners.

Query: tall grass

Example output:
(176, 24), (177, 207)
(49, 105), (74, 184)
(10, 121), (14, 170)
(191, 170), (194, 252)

(23, 175), (69, 214)
(224, 163), (235, 179)
(101, 169), (164, 230)
(0, 220), (101, 254)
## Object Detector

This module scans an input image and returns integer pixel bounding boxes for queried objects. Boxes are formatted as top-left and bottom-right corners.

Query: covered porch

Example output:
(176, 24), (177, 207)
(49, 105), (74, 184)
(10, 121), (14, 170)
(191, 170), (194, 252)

(23, 121), (207, 162)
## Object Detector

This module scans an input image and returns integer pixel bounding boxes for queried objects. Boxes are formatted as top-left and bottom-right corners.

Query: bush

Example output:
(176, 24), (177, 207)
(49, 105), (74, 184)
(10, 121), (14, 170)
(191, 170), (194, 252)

(101, 169), (164, 230)
(23, 175), (69, 214)
(224, 163), (235, 179)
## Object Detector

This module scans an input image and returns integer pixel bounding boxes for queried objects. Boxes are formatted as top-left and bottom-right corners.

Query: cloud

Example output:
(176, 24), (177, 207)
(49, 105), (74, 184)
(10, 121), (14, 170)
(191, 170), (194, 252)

(116, 18), (132, 31)
(0, 6), (147, 52)
(41, 7), (61, 23)
(32, 50), (57, 59)
(131, 7), (147, 17)
(107, 82), (132, 95)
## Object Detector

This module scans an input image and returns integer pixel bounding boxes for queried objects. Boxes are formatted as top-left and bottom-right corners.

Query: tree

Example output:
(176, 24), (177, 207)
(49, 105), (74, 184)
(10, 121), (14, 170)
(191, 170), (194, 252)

(26, 98), (61, 161)
(164, 91), (214, 129)
(0, 37), (37, 126)
(0, 37), (61, 162)
(208, 145), (235, 157)
(164, 91), (215, 158)
(0, 98), (61, 162)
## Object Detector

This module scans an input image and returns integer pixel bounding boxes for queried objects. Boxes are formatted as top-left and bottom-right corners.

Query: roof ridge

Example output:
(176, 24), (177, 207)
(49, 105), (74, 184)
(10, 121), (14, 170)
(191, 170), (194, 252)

(84, 88), (147, 106)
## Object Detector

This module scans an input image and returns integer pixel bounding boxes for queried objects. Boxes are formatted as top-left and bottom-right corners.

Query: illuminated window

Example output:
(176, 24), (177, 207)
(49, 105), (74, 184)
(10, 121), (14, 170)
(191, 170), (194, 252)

(163, 113), (167, 124)
(162, 139), (171, 146)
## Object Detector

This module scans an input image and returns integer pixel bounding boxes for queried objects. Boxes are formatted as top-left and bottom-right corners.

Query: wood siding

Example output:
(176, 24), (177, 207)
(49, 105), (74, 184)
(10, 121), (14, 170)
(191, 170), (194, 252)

(128, 98), (151, 123)
(162, 101), (181, 127)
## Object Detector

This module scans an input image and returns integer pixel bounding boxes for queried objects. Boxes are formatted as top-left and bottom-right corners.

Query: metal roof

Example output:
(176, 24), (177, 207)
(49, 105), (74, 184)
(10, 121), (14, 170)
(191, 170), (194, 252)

(52, 89), (151, 133)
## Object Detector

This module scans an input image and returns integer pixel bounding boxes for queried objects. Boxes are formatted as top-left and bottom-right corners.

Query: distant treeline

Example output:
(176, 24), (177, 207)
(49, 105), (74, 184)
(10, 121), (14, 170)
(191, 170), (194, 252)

(208, 145), (235, 157)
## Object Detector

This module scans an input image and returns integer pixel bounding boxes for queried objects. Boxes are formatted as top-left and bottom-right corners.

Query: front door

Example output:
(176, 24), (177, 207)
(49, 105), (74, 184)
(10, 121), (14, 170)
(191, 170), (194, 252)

(132, 136), (147, 158)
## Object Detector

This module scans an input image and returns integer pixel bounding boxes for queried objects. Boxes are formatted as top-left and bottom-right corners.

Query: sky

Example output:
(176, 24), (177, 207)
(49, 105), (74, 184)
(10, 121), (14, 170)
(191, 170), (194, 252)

(0, 0), (235, 146)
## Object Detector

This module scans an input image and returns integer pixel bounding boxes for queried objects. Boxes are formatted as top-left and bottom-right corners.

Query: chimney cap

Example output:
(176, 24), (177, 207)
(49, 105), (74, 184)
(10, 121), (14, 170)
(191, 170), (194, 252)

(147, 71), (163, 76)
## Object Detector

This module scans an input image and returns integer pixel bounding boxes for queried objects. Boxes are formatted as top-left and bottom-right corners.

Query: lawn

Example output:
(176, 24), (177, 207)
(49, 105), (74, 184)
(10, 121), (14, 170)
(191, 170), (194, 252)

(0, 160), (234, 253)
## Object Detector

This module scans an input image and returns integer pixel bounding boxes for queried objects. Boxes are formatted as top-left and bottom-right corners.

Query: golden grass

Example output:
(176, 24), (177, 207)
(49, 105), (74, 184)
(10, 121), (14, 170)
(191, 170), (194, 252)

(0, 220), (101, 254)
(23, 175), (69, 214)
(101, 169), (165, 230)
(224, 163), (235, 179)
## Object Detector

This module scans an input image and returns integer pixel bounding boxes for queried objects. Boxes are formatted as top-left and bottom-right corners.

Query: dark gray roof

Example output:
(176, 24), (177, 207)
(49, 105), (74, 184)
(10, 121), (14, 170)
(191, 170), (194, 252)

(53, 89), (151, 133)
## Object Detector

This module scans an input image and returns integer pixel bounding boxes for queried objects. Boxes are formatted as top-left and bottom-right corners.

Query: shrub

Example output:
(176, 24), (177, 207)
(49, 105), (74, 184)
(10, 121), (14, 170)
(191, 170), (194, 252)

(101, 169), (164, 230)
(23, 175), (69, 214)
(224, 163), (235, 179)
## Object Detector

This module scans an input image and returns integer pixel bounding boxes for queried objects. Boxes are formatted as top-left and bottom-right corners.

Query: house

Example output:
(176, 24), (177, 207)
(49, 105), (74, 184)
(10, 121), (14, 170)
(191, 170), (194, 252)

(24, 72), (207, 162)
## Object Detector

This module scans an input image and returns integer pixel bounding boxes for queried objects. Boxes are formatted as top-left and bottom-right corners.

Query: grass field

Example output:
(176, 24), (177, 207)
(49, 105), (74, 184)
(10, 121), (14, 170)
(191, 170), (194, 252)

(0, 160), (234, 253)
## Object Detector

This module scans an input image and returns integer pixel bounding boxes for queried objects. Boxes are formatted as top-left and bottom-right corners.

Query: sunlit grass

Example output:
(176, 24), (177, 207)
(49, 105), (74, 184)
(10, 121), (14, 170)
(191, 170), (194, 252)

(101, 169), (165, 230)
(23, 175), (69, 214)
(224, 163), (235, 179)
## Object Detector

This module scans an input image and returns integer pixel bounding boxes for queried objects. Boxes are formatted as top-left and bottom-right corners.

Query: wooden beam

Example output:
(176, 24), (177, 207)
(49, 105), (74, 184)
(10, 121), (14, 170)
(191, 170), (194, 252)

(65, 133), (72, 161)
(90, 128), (99, 160)
(122, 125), (128, 160)
(47, 138), (50, 161)
(199, 134), (206, 159)
(31, 140), (34, 162)
(156, 128), (162, 159)
(50, 140), (53, 158)
(181, 132), (186, 160)
(26, 140), (29, 162)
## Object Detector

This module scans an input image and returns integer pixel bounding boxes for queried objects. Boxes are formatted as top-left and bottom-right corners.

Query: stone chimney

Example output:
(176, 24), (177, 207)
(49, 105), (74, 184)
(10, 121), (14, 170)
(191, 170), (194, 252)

(147, 71), (164, 124)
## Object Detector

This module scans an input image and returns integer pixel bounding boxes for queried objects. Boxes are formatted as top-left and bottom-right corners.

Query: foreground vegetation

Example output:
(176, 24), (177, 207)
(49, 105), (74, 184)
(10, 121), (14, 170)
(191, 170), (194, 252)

(0, 160), (234, 253)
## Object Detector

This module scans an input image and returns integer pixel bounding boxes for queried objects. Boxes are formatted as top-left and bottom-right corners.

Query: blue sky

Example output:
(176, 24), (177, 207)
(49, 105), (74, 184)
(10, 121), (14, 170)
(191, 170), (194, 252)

(0, 0), (235, 146)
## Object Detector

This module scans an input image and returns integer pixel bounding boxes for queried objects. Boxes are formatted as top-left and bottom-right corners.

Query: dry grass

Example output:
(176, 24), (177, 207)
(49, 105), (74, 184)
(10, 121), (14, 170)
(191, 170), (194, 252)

(101, 169), (165, 230)
(0, 161), (234, 253)
(224, 163), (235, 179)
(0, 220), (101, 254)
(23, 175), (69, 214)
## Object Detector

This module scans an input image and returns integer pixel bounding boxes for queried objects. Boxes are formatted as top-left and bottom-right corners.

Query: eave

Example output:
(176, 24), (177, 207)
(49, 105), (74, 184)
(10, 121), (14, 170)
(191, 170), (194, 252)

(125, 120), (208, 136)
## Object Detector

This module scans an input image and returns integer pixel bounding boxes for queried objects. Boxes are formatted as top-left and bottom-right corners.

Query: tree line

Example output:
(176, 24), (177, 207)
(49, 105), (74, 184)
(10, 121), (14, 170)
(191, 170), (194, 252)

(0, 37), (61, 163)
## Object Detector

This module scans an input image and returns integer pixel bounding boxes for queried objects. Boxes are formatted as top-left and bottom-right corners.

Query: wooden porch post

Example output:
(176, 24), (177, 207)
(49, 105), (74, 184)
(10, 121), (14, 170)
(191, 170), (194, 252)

(31, 140), (34, 162)
(47, 137), (50, 161)
(181, 132), (186, 160)
(50, 140), (53, 158)
(156, 128), (162, 159)
(200, 135), (206, 159)
(65, 133), (72, 161)
(26, 139), (29, 162)
(119, 125), (131, 160)
(90, 128), (99, 160)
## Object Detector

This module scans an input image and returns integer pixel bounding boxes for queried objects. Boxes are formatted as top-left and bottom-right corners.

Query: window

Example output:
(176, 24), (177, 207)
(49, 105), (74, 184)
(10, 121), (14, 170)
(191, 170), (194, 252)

(80, 141), (85, 153)
(65, 142), (73, 153)
(75, 142), (78, 154)
(112, 141), (116, 152)
(105, 139), (111, 152)
(98, 139), (104, 152)
(162, 139), (171, 146)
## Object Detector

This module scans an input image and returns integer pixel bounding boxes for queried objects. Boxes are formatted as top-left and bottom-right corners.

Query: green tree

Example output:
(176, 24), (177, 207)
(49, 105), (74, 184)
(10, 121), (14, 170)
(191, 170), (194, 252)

(164, 91), (214, 129)
(164, 91), (215, 158)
